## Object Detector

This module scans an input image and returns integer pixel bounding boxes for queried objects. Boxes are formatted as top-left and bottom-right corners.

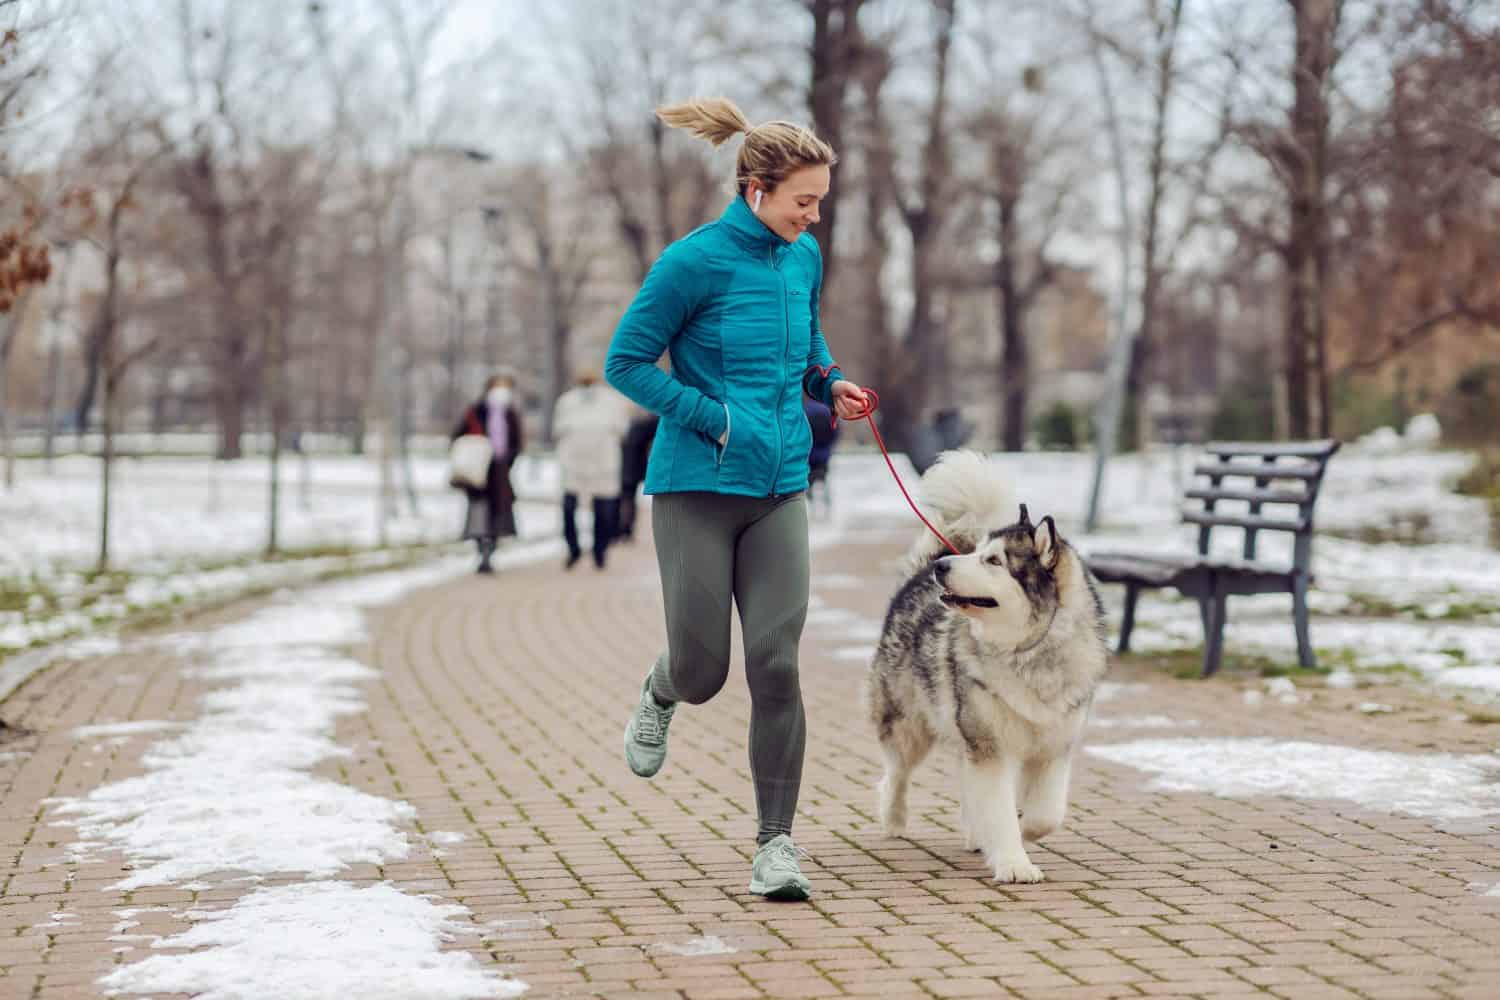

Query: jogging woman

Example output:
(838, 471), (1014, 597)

(604, 97), (869, 901)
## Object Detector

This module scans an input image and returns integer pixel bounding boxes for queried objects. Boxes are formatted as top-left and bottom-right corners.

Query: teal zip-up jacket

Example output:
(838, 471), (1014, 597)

(604, 196), (845, 497)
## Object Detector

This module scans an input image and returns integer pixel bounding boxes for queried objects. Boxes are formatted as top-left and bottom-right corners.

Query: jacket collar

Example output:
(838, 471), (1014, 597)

(719, 195), (792, 256)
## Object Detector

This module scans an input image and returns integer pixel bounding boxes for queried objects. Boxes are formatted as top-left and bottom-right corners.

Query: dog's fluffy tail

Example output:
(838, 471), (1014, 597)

(901, 450), (1016, 573)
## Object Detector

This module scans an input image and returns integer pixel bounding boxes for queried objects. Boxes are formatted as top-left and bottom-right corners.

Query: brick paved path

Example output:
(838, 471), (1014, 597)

(2, 514), (1500, 999)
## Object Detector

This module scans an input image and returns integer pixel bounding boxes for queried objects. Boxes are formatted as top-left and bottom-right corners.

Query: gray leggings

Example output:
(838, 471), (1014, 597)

(648, 491), (810, 846)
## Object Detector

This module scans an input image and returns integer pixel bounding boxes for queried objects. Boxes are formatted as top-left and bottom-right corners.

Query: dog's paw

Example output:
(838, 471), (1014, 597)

(991, 858), (1044, 883)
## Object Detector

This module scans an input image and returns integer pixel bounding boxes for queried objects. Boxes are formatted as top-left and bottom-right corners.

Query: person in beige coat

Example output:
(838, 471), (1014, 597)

(553, 371), (630, 569)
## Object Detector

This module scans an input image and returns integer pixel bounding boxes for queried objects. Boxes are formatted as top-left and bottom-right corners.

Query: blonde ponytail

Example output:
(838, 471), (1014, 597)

(655, 98), (751, 148)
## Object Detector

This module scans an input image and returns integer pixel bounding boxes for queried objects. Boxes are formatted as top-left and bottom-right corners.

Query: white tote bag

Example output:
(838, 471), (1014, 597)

(449, 434), (493, 490)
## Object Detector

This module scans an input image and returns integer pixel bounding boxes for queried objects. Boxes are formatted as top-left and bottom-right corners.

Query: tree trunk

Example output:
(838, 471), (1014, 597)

(216, 378), (247, 461)
(74, 321), (105, 441)
(890, 0), (957, 447)
(96, 264), (120, 574)
(545, 269), (571, 444)
(0, 312), (14, 491)
(267, 406), (281, 554)
(1125, 0), (1184, 452)
(266, 320), (287, 556)
(863, 166), (894, 428)
(857, 41), (904, 449)
(99, 365), (113, 574)
(908, 217), (941, 398)
(43, 317), (60, 469)
(996, 192), (1027, 452)
(1281, 0), (1340, 439)
(651, 113), (674, 258)
(807, 0), (865, 291)
(1083, 0), (1141, 531)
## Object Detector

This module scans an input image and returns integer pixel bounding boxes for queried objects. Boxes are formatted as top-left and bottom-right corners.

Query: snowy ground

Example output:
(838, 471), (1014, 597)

(0, 450), (561, 574)
(0, 453), (566, 653)
(3, 441), (1496, 690)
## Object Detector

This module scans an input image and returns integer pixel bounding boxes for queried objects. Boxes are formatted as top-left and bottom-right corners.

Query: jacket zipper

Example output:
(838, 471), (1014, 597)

(770, 246), (789, 495)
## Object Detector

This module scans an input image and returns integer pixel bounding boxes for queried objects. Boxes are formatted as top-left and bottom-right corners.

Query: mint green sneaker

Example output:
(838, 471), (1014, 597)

(748, 835), (812, 901)
(624, 674), (675, 778)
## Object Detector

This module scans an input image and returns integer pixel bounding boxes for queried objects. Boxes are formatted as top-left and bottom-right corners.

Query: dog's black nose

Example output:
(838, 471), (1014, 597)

(935, 558), (951, 579)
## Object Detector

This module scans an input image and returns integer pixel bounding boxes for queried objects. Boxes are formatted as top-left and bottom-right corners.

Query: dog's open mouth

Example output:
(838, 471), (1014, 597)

(940, 592), (1000, 609)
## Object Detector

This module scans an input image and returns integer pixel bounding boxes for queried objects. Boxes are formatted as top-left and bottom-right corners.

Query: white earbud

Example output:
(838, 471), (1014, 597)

(752, 189), (763, 212)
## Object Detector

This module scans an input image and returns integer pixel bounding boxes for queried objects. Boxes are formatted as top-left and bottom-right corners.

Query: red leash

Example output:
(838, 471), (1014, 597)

(810, 366), (961, 557)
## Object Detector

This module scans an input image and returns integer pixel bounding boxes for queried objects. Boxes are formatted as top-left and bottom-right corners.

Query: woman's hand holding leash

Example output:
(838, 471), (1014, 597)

(830, 379), (873, 422)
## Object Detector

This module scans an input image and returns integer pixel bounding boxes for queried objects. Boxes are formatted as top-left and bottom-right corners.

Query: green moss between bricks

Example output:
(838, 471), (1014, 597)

(1116, 648), (1313, 680)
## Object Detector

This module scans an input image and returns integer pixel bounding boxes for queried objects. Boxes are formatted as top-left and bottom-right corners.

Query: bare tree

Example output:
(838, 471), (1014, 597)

(562, 0), (731, 284)
(1280, 0), (1342, 438)
(854, 34), (897, 419)
(1, 7), (70, 486)
(510, 167), (595, 443)
(876, 0), (959, 452)
(805, 0), (868, 290)
(66, 133), (164, 571)
(972, 100), (1075, 452)
(1332, 1), (1499, 377)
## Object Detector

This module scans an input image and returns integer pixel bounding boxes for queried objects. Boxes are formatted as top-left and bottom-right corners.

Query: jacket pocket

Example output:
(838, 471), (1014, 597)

(787, 287), (812, 359)
(714, 403), (731, 466)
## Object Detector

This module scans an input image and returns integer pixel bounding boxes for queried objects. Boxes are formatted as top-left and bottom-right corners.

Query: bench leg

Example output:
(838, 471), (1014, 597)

(1201, 578), (1228, 677)
(1117, 583), (1140, 653)
(1293, 575), (1315, 668)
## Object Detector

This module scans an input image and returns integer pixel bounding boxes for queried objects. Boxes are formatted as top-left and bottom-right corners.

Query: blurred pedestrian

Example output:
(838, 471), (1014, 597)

(552, 370), (630, 569)
(617, 410), (659, 542)
(450, 371), (523, 574)
(803, 395), (838, 518)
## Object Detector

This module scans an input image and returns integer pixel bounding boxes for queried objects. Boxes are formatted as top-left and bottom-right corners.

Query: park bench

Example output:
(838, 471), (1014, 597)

(1086, 439), (1342, 676)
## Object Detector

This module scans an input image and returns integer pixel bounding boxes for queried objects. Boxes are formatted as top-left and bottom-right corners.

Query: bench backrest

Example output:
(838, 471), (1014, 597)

(1183, 440), (1341, 573)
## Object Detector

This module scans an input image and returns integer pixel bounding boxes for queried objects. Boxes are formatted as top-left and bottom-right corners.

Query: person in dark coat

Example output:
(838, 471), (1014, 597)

(616, 411), (659, 542)
(450, 371), (524, 573)
(803, 395), (839, 517)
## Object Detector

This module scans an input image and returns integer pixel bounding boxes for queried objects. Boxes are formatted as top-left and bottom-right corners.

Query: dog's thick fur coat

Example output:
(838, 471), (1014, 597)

(865, 451), (1108, 882)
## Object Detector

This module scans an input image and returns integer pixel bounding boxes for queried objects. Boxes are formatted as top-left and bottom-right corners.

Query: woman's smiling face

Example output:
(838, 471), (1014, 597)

(750, 164), (830, 243)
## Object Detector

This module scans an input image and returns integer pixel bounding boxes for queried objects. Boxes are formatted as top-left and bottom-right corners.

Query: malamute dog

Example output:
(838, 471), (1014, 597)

(865, 451), (1108, 883)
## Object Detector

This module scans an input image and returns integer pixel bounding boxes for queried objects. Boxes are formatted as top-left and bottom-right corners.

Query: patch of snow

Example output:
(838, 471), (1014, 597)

(1437, 667), (1500, 694)
(1265, 677), (1300, 704)
(649, 935), (738, 957)
(98, 882), (526, 1000)
(1091, 715), (1199, 730)
(72, 721), (184, 741)
(1095, 682), (1149, 704)
(476, 915), (552, 937)
(1358, 703), (1394, 714)
(1087, 738), (1500, 823)
(1325, 669), (1358, 689)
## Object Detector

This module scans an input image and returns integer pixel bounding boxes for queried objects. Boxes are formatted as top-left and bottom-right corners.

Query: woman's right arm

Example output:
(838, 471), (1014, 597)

(604, 243), (729, 443)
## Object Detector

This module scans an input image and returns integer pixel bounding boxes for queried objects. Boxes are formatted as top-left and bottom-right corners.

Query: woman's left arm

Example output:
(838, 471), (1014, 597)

(802, 242), (844, 407)
(802, 242), (868, 421)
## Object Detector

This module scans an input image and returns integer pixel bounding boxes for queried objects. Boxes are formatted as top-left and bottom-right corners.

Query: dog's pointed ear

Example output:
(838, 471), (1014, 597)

(1034, 515), (1060, 570)
(1017, 503), (1031, 528)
